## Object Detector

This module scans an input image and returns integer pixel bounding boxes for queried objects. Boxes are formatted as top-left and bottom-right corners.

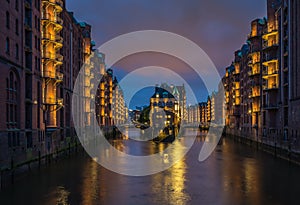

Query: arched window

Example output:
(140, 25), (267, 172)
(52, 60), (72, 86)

(6, 70), (19, 129)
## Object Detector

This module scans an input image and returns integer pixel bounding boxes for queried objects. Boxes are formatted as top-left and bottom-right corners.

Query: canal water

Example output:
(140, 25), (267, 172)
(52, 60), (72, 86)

(1, 130), (300, 205)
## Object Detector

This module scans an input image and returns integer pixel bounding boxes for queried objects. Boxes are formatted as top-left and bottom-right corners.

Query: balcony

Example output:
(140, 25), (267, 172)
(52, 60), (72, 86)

(262, 58), (278, 66)
(262, 29), (278, 39)
(248, 69), (260, 77)
(84, 68), (91, 76)
(42, 33), (63, 48)
(42, 70), (63, 82)
(262, 41), (279, 50)
(44, 97), (63, 106)
(263, 84), (279, 91)
(43, 70), (56, 79)
(42, 52), (56, 60)
(41, 13), (63, 30)
(42, 0), (63, 12)
(85, 81), (91, 87)
(249, 92), (260, 98)
(262, 69), (279, 78)
(248, 60), (260, 67)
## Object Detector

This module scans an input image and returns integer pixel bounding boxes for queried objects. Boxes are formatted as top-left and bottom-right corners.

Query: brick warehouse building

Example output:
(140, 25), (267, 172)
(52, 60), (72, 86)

(0, 0), (93, 168)
(0, 0), (128, 169)
(223, 0), (300, 149)
(0, 0), (45, 168)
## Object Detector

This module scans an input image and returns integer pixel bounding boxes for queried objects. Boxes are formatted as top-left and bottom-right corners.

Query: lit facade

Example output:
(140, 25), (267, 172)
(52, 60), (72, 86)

(223, 0), (300, 146)
(112, 78), (128, 125)
(262, 0), (281, 136)
(150, 86), (180, 133)
(41, 0), (64, 132)
(0, 0), (94, 168)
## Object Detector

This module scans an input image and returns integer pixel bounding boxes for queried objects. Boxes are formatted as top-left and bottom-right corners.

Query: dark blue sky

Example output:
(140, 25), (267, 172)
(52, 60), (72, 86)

(66, 0), (266, 107)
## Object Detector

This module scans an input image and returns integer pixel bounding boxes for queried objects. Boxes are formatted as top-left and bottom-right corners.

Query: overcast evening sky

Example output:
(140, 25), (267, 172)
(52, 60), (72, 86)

(66, 0), (266, 108)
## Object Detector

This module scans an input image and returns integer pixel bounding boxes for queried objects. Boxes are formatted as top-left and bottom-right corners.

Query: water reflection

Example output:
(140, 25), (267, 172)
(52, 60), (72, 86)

(55, 186), (70, 205)
(81, 158), (100, 204)
(1, 129), (300, 205)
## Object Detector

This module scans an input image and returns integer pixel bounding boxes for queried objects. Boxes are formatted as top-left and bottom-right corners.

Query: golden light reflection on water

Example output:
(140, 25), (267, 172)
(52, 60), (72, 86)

(151, 140), (190, 205)
(81, 158), (101, 205)
(55, 186), (70, 205)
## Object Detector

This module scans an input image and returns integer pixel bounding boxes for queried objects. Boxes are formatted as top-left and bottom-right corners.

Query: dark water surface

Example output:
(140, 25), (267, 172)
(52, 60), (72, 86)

(1, 131), (300, 205)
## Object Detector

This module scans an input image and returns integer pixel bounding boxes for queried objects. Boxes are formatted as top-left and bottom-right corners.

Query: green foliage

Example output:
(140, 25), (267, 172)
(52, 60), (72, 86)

(138, 106), (150, 124)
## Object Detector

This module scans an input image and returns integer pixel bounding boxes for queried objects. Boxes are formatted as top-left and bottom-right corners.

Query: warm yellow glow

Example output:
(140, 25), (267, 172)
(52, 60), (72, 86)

(234, 63), (240, 74)
(251, 52), (260, 64)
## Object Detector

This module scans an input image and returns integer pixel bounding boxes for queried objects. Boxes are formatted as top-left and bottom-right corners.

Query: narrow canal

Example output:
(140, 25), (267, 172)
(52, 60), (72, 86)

(1, 129), (300, 205)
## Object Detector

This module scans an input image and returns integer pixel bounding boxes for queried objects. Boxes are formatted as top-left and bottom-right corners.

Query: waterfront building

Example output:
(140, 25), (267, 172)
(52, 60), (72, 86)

(246, 19), (265, 137)
(222, 0), (300, 147)
(210, 92), (217, 122)
(278, 0), (300, 143)
(150, 86), (180, 135)
(94, 52), (113, 128)
(41, 0), (64, 143)
(61, 11), (93, 146)
(224, 64), (240, 128)
(172, 84), (187, 124)
(0, 0), (43, 167)
(112, 77), (128, 125)
(199, 102), (208, 125)
(261, 0), (281, 138)
(0, 0), (94, 168)
(187, 104), (199, 125)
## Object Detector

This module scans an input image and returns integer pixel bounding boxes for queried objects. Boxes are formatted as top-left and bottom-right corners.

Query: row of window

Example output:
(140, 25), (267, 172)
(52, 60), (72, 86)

(6, 0), (41, 11)
(6, 0), (19, 11)
(6, 36), (41, 60)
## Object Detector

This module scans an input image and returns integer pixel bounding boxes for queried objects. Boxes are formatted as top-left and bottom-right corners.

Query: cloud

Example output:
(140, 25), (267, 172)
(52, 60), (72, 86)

(67, 0), (266, 102)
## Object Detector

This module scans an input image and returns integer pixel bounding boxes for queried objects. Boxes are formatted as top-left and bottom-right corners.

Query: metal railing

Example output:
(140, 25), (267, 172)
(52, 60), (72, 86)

(41, 13), (63, 26)
(42, 0), (63, 8)
(42, 52), (56, 60)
